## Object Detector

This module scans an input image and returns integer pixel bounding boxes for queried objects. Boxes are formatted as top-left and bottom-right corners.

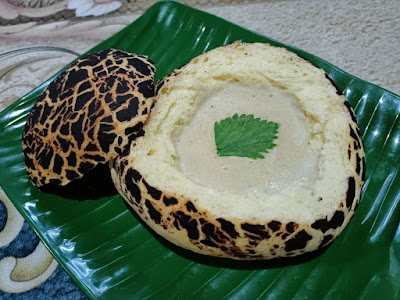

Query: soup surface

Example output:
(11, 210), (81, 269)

(175, 83), (319, 196)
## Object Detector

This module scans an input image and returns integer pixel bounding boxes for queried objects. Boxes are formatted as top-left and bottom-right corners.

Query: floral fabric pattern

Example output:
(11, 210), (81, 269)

(67, 0), (122, 17)
(0, 1), (252, 298)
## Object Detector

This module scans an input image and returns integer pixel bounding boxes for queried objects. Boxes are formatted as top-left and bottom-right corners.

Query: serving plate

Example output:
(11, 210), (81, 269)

(0, 1), (399, 299)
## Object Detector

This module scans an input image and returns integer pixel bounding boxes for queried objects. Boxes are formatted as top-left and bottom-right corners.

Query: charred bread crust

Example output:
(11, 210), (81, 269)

(22, 49), (155, 187)
(112, 122), (364, 260)
(111, 42), (365, 260)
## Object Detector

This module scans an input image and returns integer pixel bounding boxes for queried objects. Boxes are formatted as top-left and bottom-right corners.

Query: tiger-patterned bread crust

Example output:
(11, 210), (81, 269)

(111, 42), (365, 260)
(22, 49), (155, 187)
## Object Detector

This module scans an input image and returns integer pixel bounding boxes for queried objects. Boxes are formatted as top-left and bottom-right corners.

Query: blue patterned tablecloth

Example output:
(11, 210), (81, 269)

(1, 0), (399, 298)
(0, 188), (86, 299)
(0, 1), (257, 298)
(0, 1), (149, 298)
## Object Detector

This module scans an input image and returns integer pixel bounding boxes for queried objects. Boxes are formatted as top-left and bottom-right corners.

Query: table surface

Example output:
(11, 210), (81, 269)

(0, 0), (399, 299)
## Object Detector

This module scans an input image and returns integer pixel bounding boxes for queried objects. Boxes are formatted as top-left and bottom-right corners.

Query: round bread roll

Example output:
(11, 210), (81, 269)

(22, 49), (155, 187)
(111, 42), (365, 260)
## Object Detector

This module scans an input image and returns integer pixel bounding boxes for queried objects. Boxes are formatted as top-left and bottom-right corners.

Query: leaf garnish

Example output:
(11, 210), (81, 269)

(214, 114), (279, 159)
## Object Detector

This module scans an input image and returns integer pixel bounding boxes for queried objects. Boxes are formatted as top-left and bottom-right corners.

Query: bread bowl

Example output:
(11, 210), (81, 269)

(22, 49), (155, 187)
(111, 42), (365, 260)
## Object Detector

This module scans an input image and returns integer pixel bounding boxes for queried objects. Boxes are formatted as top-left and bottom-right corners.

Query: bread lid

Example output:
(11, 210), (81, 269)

(22, 49), (155, 187)
(111, 42), (365, 260)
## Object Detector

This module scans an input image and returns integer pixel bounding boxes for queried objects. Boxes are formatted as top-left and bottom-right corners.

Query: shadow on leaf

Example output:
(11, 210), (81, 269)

(123, 201), (329, 270)
(40, 163), (118, 200)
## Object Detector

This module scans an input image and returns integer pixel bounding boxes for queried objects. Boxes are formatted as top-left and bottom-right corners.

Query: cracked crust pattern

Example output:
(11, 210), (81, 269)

(111, 110), (365, 260)
(22, 49), (155, 187)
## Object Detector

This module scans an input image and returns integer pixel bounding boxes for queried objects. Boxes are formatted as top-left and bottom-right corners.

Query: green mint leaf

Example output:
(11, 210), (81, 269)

(214, 114), (279, 159)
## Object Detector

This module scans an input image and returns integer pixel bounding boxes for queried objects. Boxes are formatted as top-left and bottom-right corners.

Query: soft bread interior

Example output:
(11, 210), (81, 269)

(126, 42), (354, 223)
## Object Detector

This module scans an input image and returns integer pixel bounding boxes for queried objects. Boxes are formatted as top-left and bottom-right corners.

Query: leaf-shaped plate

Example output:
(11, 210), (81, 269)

(0, 1), (399, 299)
